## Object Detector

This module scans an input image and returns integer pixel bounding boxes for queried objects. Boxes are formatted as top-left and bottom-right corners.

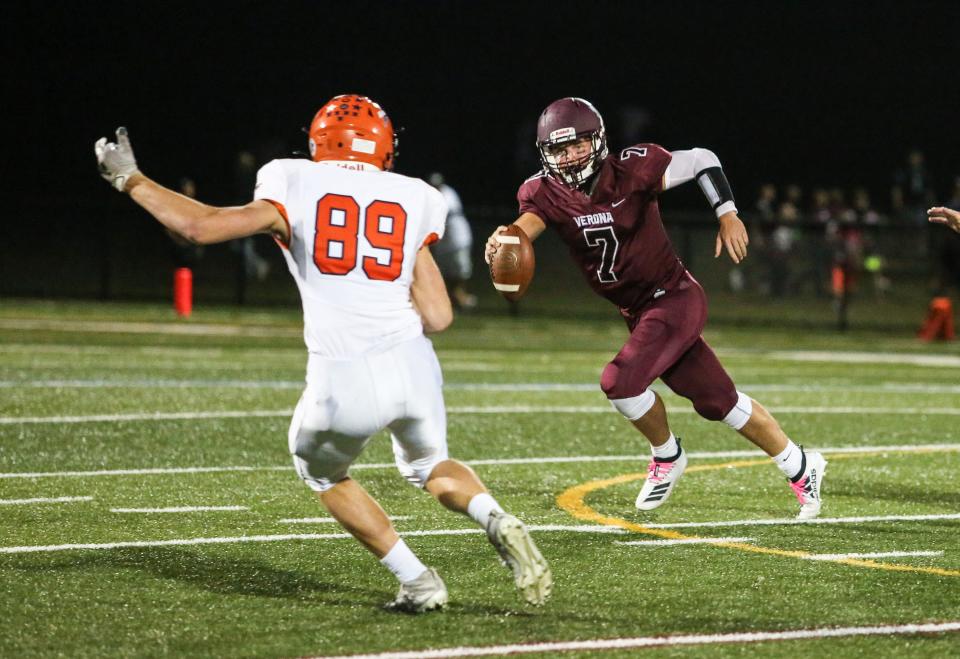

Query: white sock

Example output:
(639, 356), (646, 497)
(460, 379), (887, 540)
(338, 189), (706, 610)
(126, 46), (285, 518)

(652, 433), (679, 460)
(466, 492), (504, 528)
(380, 539), (428, 584)
(773, 440), (805, 481)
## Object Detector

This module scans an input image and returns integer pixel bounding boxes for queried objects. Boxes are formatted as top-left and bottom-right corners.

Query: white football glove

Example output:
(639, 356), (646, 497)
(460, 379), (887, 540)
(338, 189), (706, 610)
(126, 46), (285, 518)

(94, 127), (140, 192)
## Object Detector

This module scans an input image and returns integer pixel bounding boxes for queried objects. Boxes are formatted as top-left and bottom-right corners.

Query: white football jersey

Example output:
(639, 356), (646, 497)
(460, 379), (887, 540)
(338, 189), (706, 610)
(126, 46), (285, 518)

(434, 183), (472, 252)
(255, 159), (447, 358)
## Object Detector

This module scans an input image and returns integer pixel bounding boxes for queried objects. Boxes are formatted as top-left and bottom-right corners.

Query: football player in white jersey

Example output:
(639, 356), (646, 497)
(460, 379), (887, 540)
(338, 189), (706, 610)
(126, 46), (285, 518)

(95, 94), (551, 612)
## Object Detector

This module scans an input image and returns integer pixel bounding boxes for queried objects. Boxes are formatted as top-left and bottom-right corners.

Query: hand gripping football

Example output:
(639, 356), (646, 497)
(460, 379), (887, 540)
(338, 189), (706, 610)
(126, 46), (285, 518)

(489, 225), (535, 301)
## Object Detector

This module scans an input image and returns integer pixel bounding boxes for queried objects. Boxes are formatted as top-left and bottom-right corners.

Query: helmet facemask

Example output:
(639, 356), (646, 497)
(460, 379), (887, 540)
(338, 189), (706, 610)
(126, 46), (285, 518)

(538, 127), (608, 188)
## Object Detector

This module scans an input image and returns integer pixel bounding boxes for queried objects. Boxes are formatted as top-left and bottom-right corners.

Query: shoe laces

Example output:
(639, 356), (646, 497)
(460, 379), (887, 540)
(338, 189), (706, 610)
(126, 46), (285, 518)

(646, 458), (676, 484)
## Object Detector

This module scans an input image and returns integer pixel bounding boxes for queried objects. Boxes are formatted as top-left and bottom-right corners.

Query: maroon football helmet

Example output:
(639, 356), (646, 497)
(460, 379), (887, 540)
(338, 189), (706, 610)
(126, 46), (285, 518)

(536, 97), (608, 188)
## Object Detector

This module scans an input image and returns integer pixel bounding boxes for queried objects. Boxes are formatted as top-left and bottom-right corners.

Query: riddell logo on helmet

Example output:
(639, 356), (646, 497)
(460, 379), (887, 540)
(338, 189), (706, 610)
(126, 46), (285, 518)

(549, 127), (577, 141)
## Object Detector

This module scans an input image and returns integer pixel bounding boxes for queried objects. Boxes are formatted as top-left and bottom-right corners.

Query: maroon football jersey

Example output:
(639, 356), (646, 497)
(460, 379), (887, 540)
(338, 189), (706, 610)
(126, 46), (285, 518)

(518, 143), (686, 311)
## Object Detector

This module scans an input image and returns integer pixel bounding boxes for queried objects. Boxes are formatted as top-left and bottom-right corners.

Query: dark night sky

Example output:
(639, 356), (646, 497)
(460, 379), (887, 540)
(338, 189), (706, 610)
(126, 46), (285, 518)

(7, 1), (960, 212)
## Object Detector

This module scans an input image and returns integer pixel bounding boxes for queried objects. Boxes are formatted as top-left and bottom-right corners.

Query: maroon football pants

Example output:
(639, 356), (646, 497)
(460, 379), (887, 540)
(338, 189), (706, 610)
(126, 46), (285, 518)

(600, 273), (739, 421)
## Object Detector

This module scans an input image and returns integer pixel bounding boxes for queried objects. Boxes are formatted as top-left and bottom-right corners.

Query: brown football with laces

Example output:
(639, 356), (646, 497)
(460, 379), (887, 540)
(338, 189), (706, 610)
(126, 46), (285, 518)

(489, 225), (535, 301)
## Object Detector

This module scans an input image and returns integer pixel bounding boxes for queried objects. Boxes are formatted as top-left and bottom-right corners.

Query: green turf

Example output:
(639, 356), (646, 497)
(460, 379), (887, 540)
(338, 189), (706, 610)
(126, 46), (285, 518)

(1, 300), (959, 658)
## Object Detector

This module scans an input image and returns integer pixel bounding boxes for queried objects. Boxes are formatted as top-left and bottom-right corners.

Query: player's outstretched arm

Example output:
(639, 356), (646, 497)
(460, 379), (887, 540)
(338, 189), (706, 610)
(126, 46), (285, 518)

(662, 148), (747, 264)
(928, 206), (960, 233)
(483, 213), (546, 264)
(411, 246), (453, 333)
(94, 127), (289, 245)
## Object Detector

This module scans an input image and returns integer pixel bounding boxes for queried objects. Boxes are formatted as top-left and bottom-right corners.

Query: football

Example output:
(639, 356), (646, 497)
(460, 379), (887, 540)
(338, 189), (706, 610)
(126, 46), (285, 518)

(489, 225), (535, 301)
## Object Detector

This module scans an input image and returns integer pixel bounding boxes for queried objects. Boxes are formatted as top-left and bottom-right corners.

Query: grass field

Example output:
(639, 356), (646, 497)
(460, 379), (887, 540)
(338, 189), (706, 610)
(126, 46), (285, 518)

(1, 299), (959, 658)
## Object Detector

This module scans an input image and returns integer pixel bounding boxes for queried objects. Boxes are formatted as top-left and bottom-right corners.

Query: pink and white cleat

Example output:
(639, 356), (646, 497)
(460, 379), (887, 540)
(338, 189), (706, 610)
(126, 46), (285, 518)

(635, 440), (688, 511)
(789, 450), (827, 520)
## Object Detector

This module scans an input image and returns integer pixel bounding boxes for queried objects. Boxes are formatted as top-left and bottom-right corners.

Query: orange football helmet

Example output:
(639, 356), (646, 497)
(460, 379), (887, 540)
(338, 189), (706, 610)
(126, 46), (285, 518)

(307, 94), (397, 170)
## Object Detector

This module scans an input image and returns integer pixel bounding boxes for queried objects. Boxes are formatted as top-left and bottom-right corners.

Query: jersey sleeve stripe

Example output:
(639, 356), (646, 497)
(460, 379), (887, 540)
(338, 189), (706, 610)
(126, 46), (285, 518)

(422, 231), (440, 247)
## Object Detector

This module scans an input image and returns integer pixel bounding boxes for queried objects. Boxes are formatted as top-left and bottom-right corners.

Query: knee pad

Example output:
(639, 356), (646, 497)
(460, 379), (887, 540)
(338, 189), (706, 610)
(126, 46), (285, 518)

(721, 391), (753, 429)
(609, 389), (657, 421)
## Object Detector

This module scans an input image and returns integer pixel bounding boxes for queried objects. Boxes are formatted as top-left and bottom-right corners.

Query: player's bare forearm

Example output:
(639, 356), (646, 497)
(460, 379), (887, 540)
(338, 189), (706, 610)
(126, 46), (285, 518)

(127, 175), (285, 245)
(715, 212), (749, 264)
(127, 174), (227, 243)
(484, 213), (546, 264)
(411, 246), (453, 333)
(928, 206), (960, 233)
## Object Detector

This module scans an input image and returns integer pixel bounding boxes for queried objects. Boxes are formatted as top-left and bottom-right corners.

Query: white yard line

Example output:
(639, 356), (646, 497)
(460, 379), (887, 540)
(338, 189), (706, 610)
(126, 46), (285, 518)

(804, 551), (944, 561)
(6, 405), (960, 425)
(305, 622), (960, 658)
(0, 410), (290, 425)
(8, 379), (960, 394)
(0, 318), (301, 338)
(446, 405), (960, 415)
(615, 537), (755, 547)
(0, 525), (622, 555)
(765, 351), (960, 368)
(643, 512), (960, 529)
(109, 506), (248, 513)
(2, 443), (957, 480)
(0, 496), (93, 505)
(0, 379), (304, 389)
(279, 515), (412, 524)
(0, 465), (288, 480)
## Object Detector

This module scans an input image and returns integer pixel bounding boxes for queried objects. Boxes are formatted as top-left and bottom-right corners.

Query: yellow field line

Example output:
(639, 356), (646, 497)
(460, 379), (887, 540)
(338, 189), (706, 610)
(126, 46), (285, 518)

(556, 449), (960, 578)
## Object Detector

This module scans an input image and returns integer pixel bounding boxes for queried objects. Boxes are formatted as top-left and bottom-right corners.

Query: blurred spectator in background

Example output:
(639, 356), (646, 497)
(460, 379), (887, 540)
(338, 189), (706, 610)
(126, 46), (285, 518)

(768, 200), (800, 297)
(852, 187), (881, 225)
(232, 150), (271, 282)
(786, 187), (831, 298)
(752, 183), (777, 295)
(892, 149), (936, 224)
(892, 149), (937, 262)
(428, 172), (477, 310)
(784, 183), (804, 210)
(825, 189), (863, 307)
(852, 188), (890, 297)
(742, 184), (777, 294)
(754, 183), (777, 221)
(166, 177), (205, 267)
(811, 188), (831, 224)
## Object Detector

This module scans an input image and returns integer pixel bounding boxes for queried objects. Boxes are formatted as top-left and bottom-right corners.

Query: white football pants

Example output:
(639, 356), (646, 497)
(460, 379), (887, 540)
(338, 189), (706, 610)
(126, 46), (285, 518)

(288, 334), (448, 492)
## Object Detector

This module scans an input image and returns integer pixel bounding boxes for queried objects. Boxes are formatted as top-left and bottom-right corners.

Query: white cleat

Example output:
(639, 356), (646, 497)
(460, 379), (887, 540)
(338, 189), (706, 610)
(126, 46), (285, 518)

(635, 441), (688, 511)
(384, 567), (448, 613)
(486, 511), (552, 606)
(790, 450), (827, 520)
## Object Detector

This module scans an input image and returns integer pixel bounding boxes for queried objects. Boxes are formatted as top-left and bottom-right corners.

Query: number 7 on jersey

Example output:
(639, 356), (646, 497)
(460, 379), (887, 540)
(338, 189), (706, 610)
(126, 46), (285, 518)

(583, 226), (619, 283)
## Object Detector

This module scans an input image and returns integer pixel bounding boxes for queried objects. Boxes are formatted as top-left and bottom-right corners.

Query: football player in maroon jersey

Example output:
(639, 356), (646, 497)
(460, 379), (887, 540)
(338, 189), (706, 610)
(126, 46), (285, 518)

(486, 97), (826, 519)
